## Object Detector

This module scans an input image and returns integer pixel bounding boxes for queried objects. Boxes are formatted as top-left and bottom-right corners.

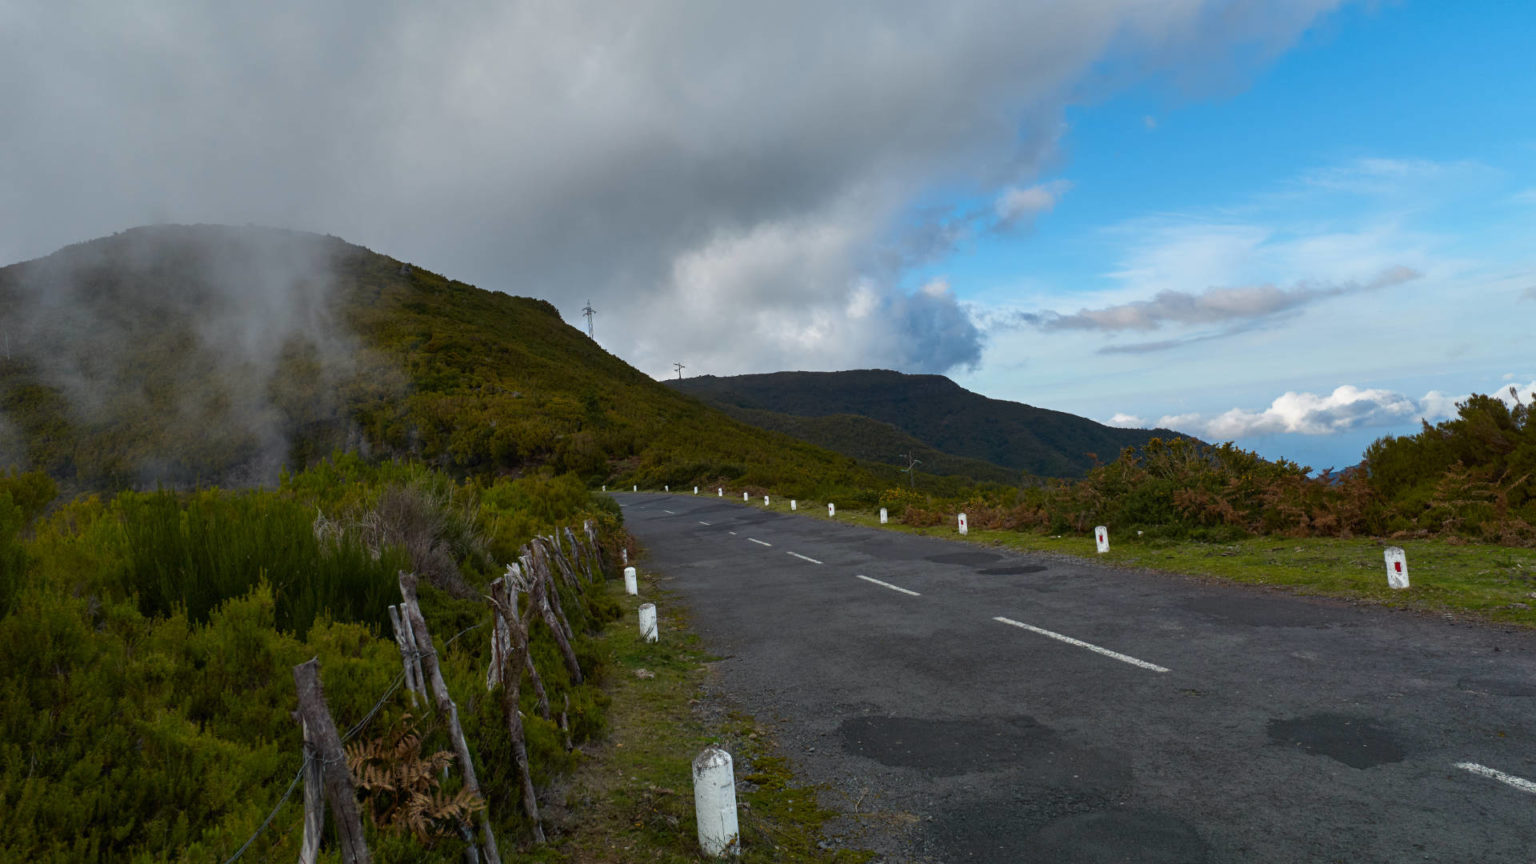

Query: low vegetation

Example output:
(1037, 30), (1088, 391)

(0, 457), (625, 862)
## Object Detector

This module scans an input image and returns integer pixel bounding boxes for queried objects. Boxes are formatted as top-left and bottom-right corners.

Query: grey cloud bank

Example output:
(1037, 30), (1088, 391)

(2, 0), (1340, 379)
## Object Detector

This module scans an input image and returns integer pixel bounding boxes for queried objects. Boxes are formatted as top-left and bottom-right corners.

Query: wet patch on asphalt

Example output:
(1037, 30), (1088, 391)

(1267, 713), (1406, 769)
(854, 541), (927, 561)
(1183, 594), (1357, 628)
(925, 793), (1208, 862)
(975, 564), (1048, 576)
(925, 551), (1003, 566)
(838, 715), (1132, 785)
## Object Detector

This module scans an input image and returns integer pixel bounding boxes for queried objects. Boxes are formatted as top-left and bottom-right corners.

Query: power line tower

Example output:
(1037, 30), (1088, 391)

(899, 452), (921, 489)
(581, 299), (596, 339)
(673, 361), (686, 380)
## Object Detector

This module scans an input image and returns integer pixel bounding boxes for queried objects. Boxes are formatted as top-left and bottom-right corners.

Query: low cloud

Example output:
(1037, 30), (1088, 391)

(1147, 379), (1536, 441)
(1106, 412), (1145, 427)
(1040, 266), (1419, 333)
(994, 180), (1071, 231)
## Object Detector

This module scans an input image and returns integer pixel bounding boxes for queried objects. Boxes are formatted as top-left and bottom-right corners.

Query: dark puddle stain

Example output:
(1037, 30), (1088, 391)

(925, 551), (1003, 566)
(1458, 676), (1536, 697)
(976, 564), (1048, 576)
(1184, 595), (1355, 628)
(1267, 713), (1406, 769)
(838, 715), (1130, 786)
(1024, 810), (1210, 864)
(928, 796), (1207, 863)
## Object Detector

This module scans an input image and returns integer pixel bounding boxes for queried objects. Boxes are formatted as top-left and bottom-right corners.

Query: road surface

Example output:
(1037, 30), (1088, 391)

(617, 493), (1536, 863)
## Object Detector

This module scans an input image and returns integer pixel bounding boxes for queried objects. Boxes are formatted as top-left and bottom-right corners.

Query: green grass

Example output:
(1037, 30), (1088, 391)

(554, 574), (873, 863)
(803, 506), (1536, 628)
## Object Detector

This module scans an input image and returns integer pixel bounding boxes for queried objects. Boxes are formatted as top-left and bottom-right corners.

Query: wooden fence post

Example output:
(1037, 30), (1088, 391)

(487, 574), (548, 843)
(298, 720), (325, 864)
(398, 572), (502, 864)
(292, 658), (372, 864)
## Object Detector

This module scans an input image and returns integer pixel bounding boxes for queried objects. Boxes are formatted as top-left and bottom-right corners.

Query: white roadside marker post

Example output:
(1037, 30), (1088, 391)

(638, 603), (658, 643)
(958, 513), (968, 536)
(742, 492), (748, 502)
(791, 500), (796, 511)
(1095, 526), (1110, 554)
(622, 548), (628, 566)
(764, 496), (770, 507)
(879, 507), (887, 525)
(633, 484), (638, 492)
(602, 485), (606, 492)
(624, 566), (638, 595)
(828, 503), (836, 518)
(1385, 546), (1410, 589)
(692, 747), (740, 857)
(694, 486), (698, 495)
(718, 487), (722, 497)
(665, 485), (669, 491)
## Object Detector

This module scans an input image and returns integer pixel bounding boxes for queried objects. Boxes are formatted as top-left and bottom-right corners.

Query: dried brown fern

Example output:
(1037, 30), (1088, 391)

(345, 713), (486, 844)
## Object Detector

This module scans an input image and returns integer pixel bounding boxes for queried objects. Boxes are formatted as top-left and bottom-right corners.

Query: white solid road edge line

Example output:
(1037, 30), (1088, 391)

(1455, 762), (1536, 795)
(748, 538), (772, 547)
(993, 616), (1170, 673)
(787, 551), (823, 565)
(856, 574), (921, 597)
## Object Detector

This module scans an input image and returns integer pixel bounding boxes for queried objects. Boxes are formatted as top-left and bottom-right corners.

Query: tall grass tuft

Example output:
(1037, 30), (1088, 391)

(116, 489), (407, 634)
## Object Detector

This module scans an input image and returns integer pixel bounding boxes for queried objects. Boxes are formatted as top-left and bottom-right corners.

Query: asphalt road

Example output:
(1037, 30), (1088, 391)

(616, 492), (1536, 863)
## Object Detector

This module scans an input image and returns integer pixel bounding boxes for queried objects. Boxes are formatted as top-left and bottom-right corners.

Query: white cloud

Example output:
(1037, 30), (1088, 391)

(1039, 266), (1418, 333)
(994, 180), (1071, 230)
(1106, 412), (1145, 427)
(0, 0), (1345, 377)
(1154, 379), (1536, 441)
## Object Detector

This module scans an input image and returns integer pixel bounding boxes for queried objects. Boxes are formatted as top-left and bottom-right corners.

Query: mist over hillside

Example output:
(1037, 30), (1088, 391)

(0, 225), (921, 498)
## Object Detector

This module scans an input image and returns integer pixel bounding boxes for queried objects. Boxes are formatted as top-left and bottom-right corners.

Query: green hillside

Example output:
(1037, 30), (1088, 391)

(669, 369), (1193, 479)
(0, 225), (934, 500)
(709, 403), (1022, 486)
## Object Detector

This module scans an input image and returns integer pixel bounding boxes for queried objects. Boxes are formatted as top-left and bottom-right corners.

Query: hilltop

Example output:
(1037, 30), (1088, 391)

(668, 369), (1190, 480)
(0, 225), (903, 497)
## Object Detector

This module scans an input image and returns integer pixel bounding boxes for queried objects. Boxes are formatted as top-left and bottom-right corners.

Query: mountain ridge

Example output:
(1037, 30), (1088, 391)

(668, 369), (1193, 479)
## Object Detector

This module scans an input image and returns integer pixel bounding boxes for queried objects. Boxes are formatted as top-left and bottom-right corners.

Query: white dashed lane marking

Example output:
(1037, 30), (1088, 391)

(728, 531), (737, 535)
(993, 616), (1170, 673)
(662, 509), (675, 514)
(1455, 762), (1536, 795)
(749, 538), (772, 547)
(787, 551), (823, 565)
(698, 521), (711, 526)
(856, 574), (920, 597)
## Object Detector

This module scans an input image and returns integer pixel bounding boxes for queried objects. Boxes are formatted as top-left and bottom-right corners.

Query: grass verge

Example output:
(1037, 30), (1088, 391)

(823, 508), (1536, 628)
(548, 571), (874, 863)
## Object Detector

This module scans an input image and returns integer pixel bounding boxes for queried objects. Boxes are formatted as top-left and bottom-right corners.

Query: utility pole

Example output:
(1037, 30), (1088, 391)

(899, 453), (921, 489)
(581, 300), (596, 339)
(673, 362), (685, 380)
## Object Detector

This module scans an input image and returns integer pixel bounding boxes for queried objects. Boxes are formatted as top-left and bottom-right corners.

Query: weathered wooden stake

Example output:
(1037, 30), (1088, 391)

(398, 573), (501, 864)
(387, 605), (422, 707)
(292, 658), (372, 864)
(486, 575), (547, 844)
(299, 721), (324, 864)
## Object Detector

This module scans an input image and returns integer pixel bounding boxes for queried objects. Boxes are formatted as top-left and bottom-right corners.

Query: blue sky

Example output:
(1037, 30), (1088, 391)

(4, 1), (1533, 472)
(927, 2), (1536, 469)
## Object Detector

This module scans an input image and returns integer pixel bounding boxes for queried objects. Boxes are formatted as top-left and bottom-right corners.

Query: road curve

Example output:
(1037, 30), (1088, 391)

(617, 493), (1536, 863)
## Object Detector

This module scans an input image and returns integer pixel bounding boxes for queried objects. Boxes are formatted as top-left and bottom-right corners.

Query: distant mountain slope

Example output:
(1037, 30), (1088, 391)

(0, 225), (899, 497)
(713, 404), (1022, 485)
(669, 370), (1191, 479)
